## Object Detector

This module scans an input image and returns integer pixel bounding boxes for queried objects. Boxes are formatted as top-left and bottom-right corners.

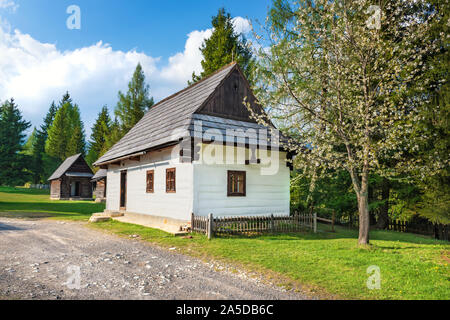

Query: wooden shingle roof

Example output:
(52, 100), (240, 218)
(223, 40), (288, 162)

(91, 169), (107, 181)
(48, 154), (93, 181)
(94, 63), (239, 165)
(94, 62), (289, 166)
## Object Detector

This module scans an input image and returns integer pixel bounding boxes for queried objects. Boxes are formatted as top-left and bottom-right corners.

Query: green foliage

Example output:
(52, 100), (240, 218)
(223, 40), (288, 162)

(45, 93), (86, 161)
(291, 169), (357, 221)
(114, 63), (154, 138)
(22, 127), (37, 156)
(0, 99), (31, 186)
(255, 1), (448, 242)
(86, 106), (111, 166)
(102, 118), (122, 155)
(191, 8), (255, 84)
(32, 102), (60, 183)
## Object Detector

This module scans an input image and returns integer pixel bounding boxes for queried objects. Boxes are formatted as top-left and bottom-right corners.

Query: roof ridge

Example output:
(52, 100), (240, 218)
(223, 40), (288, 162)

(147, 62), (237, 111)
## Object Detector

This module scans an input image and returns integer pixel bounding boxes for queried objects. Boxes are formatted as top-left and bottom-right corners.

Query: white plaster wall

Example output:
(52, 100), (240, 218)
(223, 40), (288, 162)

(105, 146), (194, 221)
(106, 168), (120, 211)
(193, 144), (290, 217)
(106, 143), (290, 219)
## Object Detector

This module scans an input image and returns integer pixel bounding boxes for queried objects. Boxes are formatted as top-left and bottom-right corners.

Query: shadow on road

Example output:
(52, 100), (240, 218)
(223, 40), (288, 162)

(0, 222), (25, 232)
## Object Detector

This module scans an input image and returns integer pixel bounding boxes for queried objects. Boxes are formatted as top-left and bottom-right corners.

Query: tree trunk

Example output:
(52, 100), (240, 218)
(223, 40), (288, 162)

(358, 170), (370, 245)
(376, 178), (390, 229)
(357, 193), (370, 245)
(368, 184), (377, 226)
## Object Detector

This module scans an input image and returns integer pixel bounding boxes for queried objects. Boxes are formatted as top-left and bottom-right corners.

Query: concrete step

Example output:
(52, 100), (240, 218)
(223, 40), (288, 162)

(89, 215), (111, 223)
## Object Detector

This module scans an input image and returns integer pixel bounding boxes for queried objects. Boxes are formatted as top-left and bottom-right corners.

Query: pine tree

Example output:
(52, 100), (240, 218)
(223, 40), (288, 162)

(37, 102), (59, 182)
(29, 102), (59, 183)
(46, 103), (70, 161)
(23, 127), (37, 156)
(86, 106), (111, 166)
(103, 118), (122, 155)
(22, 128), (41, 183)
(114, 63), (154, 138)
(66, 104), (86, 156)
(0, 99), (31, 186)
(191, 8), (254, 84)
(45, 93), (86, 161)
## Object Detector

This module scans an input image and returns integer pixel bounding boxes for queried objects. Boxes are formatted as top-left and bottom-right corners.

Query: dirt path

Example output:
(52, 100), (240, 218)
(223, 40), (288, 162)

(0, 217), (310, 300)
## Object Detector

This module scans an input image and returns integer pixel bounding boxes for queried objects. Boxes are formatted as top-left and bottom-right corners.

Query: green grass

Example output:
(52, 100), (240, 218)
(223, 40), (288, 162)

(0, 186), (448, 300)
(0, 186), (105, 220)
(89, 221), (450, 300)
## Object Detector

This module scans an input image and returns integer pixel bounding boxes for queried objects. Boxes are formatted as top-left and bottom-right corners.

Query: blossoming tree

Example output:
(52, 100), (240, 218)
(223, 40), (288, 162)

(251, 0), (443, 245)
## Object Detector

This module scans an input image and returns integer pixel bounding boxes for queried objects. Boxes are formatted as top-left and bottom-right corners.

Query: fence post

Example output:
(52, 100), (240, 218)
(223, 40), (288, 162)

(207, 213), (214, 240)
(313, 212), (317, 233)
(190, 212), (194, 232)
(270, 214), (274, 233)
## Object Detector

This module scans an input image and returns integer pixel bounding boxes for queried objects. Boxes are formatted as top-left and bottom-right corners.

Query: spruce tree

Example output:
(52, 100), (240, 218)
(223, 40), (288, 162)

(191, 8), (254, 84)
(114, 63), (154, 138)
(0, 99), (31, 186)
(103, 118), (122, 155)
(30, 102), (58, 183)
(46, 93), (86, 161)
(66, 104), (86, 156)
(86, 106), (111, 166)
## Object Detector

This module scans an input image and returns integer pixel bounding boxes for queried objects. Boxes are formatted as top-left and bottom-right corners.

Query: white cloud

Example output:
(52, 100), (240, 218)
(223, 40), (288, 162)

(0, 0), (18, 12)
(0, 16), (251, 136)
(232, 17), (252, 34)
(160, 29), (213, 86)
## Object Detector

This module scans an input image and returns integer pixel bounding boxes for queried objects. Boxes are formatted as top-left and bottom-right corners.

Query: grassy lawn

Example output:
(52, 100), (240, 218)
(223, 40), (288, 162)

(90, 220), (450, 300)
(0, 186), (105, 220)
(0, 186), (448, 300)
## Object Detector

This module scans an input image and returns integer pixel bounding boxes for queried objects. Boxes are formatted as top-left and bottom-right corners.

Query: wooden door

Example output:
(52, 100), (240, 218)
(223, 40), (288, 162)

(120, 171), (127, 210)
(75, 181), (80, 197)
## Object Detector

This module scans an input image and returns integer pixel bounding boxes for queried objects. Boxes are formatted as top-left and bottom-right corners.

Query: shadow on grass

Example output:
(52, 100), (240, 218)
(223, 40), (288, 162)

(0, 187), (49, 195)
(211, 225), (445, 246)
(0, 211), (93, 221)
(0, 201), (105, 215)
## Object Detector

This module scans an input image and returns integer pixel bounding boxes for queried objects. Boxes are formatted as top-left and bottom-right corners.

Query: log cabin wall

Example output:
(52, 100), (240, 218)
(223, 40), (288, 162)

(50, 180), (61, 199)
(94, 179), (106, 200)
(57, 176), (93, 199)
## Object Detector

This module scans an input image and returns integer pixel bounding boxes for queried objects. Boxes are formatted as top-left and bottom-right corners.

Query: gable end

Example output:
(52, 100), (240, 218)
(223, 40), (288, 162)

(195, 67), (264, 123)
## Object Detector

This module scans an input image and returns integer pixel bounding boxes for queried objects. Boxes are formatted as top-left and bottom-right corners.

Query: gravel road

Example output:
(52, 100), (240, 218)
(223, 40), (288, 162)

(0, 217), (310, 300)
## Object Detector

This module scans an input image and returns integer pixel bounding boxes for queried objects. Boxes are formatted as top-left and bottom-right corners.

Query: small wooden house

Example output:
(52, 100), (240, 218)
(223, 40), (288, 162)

(92, 169), (107, 202)
(48, 154), (94, 200)
(94, 63), (293, 231)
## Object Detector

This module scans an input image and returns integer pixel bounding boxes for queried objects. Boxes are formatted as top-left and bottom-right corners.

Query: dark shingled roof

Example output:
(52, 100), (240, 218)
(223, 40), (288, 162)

(91, 169), (107, 181)
(48, 154), (93, 181)
(94, 63), (238, 165)
(94, 62), (290, 166)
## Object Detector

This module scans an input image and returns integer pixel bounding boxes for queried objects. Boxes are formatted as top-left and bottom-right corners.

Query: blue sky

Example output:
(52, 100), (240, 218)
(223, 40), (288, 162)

(0, 0), (272, 136)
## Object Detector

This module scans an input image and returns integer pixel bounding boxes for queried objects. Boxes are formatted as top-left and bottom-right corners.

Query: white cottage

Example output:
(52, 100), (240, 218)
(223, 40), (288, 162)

(94, 63), (293, 232)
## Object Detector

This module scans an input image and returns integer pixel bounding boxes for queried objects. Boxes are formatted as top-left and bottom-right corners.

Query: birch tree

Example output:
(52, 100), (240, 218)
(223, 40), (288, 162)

(251, 0), (443, 245)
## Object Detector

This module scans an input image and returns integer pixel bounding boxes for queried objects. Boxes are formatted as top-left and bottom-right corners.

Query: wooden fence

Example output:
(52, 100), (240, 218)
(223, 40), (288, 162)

(191, 212), (316, 238)
(24, 183), (49, 190)
(388, 219), (449, 241)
